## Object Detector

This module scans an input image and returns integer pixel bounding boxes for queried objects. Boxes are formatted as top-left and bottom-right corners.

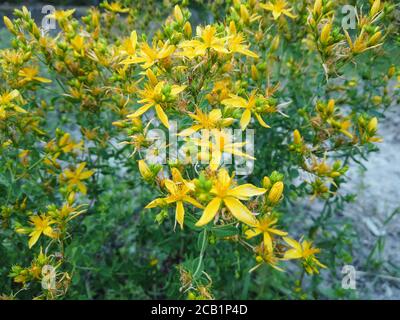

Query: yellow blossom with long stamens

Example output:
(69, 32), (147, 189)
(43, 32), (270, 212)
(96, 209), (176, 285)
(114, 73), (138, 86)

(195, 168), (266, 227)
(222, 92), (273, 130)
(179, 25), (228, 57)
(102, 1), (129, 13)
(18, 67), (51, 85)
(245, 216), (287, 252)
(123, 41), (175, 69)
(0, 89), (26, 117)
(127, 70), (186, 128)
(178, 109), (234, 137)
(119, 31), (140, 57)
(146, 168), (203, 229)
(192, 129), (255, 171)
(28, 215), (57, 248)
(227, 33), (259, 58)
(260, 0), (297, 20)
(61, 162), (94, 195)
(49, 9), (75, 22)
(283, 237), (327, 274)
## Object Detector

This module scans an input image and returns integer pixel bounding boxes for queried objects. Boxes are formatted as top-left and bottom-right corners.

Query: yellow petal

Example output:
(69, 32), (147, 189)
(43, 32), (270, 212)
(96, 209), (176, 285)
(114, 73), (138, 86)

(227, 184), (266, 200)
(155, 104), (170, 128)
(28, 231), (41, 248)
(240, 109), (252, 130)
(268, 228), (287, 236)
(283, 237), (303, 252)
(209, 150), (222, 171)
(195, 197), (221, 227)
(79, 170), (94, 180)
(145, 198), (166, 209)
(283, 248), (303, 260)
(255, 113), (270, 128)
(176, 201), (185, 229)
(223, 197), (258, 226)
(164, 179), (178, 195)
(245, 227), (262, 239)
(8, 89), (20, 101)
(129, 104), (153, 118)
(183, 196), (204, 209)
(221, 96), (247, 108)
(171, 85), (186, 95)
(263, 232), (273, 253)
(34, 77), (52, 83)
(209, 109), (222, 121)
(77, 182), (87, 194)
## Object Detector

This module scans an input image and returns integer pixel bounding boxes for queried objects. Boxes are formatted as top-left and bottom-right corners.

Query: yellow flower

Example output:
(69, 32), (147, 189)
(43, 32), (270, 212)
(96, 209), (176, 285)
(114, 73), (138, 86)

(58, 133), (83, 153)
(195, 169), (266, 227)
(61, 162), (94, 195)
(0, 90), (26, 117)
(18, 67), (52, 85)
(260, 0), (297, 20)
(178, 109), (234, 137)
(245, 216), (287, 252)
(146, 168), (203, 229)
(192, 129), (255, 171)
(123, 41), (175, 69)
(227, 33), (259, 58)
(174, 5), (184, 23)
(127, 71), (186, 128)
(222, 92), (273, 130)
(293, 129), (302, 144)
(103, 1), (129, 13)
(120, 31), (139, 57)
(28, 215), (56, 248)
(283, 237), (327, 274)
(49, 9), (75, 21)
(179, 25), (228, 57)
(71, 35), (85, 56)
(138, 160), (153, 181)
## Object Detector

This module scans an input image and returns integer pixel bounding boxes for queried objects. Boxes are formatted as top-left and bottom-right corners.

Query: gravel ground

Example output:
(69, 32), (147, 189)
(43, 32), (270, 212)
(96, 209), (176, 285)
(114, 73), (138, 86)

(341, 91), (400, 299)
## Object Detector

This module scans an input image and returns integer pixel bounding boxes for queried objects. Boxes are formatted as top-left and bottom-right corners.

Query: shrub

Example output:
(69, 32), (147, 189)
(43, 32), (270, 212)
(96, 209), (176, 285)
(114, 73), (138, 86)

(0, 0), (399, 299)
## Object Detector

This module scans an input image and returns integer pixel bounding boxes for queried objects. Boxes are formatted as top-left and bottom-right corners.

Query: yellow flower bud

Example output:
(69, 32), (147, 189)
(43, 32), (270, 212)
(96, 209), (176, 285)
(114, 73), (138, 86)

(3, 16), (15, 34)
(240, 4), (250, 23)
(367, 117), (378, 133)
(138, 160), (152, 180)
(32, 23), (41, 39)
(112, 120), (126, 128)
(293, 129), (302, 144)
(370, 0), (381, 17)
(251, 65), (259, 81)
(371, 95), (382, 105)
(320, 23), (332, 45)
(174, 5), (184, 23)
(271, 35), (280, 52)
(268, 182), (284, 204)
(313, 0), (322, 16)
(262, 176), (271, 189)
(68, 192), (76, 205)
(146, 69), (158, 87)
(388, 65), (396, 78)
(368, 31), (382, 46)
(183, 21), (192, 37)
(327, 99), (335, 114)
(229, 20), (237, 35)
(255, 255), (264, 264)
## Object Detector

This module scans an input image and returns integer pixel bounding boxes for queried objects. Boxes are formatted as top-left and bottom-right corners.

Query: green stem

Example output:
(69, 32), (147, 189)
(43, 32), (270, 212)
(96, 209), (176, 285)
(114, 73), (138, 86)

(193, 229), (208, 280)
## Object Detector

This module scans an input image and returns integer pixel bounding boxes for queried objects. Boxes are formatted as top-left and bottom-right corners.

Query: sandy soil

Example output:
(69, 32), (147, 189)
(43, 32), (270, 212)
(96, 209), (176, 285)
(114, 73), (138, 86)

(341, 92), (400, 299)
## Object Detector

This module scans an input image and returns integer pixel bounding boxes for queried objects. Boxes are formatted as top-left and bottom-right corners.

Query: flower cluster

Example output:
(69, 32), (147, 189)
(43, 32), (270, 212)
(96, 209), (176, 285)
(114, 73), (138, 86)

(0, 0), (398, 300)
